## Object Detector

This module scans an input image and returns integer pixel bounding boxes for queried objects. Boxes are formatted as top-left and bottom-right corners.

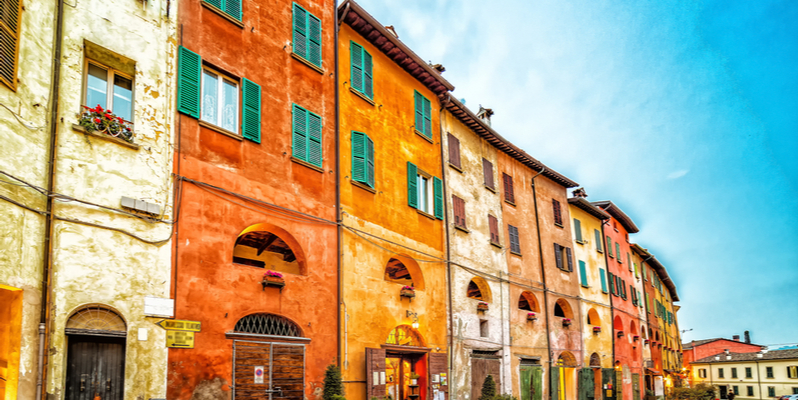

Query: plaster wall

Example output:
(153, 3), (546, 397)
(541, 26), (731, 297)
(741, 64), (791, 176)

(691, 359), (798, 400)
(442, 110), (511, 398)
(0, 0), (57, 397)
(628, 251), (650, 367)
(644, 264), (661, 371)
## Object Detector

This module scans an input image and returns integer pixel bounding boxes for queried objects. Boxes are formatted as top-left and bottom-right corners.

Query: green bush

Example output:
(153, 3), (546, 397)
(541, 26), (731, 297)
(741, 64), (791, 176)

(323, 364), (344, 400)
(479, 375), (497, 400)
(493, 395), (519, 400)
(668, 383), (716, 400)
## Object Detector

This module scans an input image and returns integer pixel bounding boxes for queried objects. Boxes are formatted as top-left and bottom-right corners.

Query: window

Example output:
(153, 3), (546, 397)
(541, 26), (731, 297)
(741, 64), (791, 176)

(719, 368), (724, 378)
(746, 386), (754, 397)
(768, 387), (775, 397)
(554, 244), (573, 272)
(448, 133), (461, 169)
(508, 225), (521, 254)
(607, 236), (614, 258)
(85, 60), (134, 123)
(608, 271), (616, 295)
(488, 215), (500, 246)
(482, 158), (494, 190)
(645, 293), (650, 313)
(204, 0), (242, 21)
(732, 368), (738, 379)
(406, 162), (443, 219)
(467, 280), (484, 300)
(502, 173), (515, 204)
(599, 267), (608, 293)
(552, 199), (563, 226)
(631, 285), (638, 306)
(479, 320), (489, 337)
(746, 367), (752, 378)
(595, 229), (603, 253)
(350, 41), (373, 99)
(766, 367), (774, 378)
(618, 277), (627, 299)
(733, 386), (739, 396)
(699, 369), (707, 378)
(627, 253), (633, 271)
(452, 195), (466, 230)
(292, 104), (323, 167)
(789, 366), (798, 379)
(792, 387), (798, 395)
(615, 242), (621, 263)
(293, 3), (322, 68)
(0, 0), (21, 90)
(574, 219), (583, 242)
(414, 90), (432, 139)
(351, 131), (374, 188)
(202, 68), (239, 133)
(578, 260), (588, 287)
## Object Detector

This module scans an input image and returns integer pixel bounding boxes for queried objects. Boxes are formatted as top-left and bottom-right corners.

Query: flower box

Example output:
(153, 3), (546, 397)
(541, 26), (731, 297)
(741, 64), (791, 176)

(633, 335), (640, 341)
(527, 313), (537, 321)
(562, 318), (572, 327)
(593, 326), (602, 333)
(617, 331), (624, 338)
(477, 302), (489, 312)
(400, 286), (416, 298)
(261, 270), (285, 290)
(78, 105), (135, 143)
(644, 339), (650, 345)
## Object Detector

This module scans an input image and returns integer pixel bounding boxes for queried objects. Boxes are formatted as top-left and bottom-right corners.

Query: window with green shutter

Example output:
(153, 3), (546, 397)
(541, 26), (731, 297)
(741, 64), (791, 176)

(615, 242), (621, 262)
(241, 78), (261, 143)
(177, 46), (202, 118)
(609, 272), (616, 295)
(573, 219), (583, 242)
(600, 268), (608, 293)
(607, 236), (613, 258)
(351, 131), (374, 188)
(645, 293), (650, 313)
(292, 3), (322, 68)
(406, 162), (443, 220)
(595, 229), (603, 253)
(579, 260), (588, 287)
(204, 0), (242, 22)
(292, 104), (323, 168)
(350, 41), (373, 99)
(414, 90), (432, 139)
(407, 162), (418, 208)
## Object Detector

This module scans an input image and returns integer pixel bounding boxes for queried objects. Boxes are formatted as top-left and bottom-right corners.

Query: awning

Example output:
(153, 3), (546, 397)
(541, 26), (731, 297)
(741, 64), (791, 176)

(646, 368), (662, 375)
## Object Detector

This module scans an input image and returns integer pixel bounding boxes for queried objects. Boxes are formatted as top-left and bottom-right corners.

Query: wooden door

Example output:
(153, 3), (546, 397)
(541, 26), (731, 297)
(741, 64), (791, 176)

(471, 357), (501, 399)
(233, 340), (305, 400)
(602, 369), (615, 400)
(520, 365), (543, 400)
(632, 374), (640, 400)
(365, 347), (387, 399)
(550, 367), (560, 400)
(65, 336), (126, 400)
(579, 368), (595, 400)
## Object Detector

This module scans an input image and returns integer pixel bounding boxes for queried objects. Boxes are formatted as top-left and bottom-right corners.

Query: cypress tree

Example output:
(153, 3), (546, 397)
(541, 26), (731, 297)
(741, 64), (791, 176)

(323, 364), (344, 400)
(479, 374), (497, 400)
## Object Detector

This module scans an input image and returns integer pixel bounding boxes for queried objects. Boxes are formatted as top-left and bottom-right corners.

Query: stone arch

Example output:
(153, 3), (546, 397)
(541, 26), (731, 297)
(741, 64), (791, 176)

(384, 255), (425, 290)
(467, 276), (492, 302)
(613, 315), (624, 331)
(233, 313), (304, 337)
(553, 298), (573, 319)
(233, 223), (307, 275)
(586, 308), (601, 326)
(385, 325), (426, 347)
(518, 291), (540, 312)
(66, 304), (127, 334)
(556, 351), (578, 367)
(590, 353), (601, 368)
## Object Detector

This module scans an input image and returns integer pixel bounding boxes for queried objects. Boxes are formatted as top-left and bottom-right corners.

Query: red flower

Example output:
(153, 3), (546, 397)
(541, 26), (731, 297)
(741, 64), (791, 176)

(94, 118), (101, 123)
(95, 105), (103, 112)
(126, 127), (131, 131)
(118, 117), (123, 122)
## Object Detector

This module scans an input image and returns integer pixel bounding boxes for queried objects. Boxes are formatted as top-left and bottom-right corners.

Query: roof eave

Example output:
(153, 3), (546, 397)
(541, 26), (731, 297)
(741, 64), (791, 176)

(568, 197), (611, 220)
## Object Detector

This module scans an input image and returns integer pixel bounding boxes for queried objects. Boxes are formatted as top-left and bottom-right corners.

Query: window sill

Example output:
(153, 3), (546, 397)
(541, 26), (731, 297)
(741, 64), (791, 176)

(504, 199), (516, 207)
(351, 179), (376, 194)
(454, 225), (469, 233)
(199, 120), (243, 141)
(291, 157), (324, 173)
(414, 129), (434, 144)
(291, 52), (324, 75)
(201, 1), (244, 28)
(555, 223), (563, 228)
(72, 124), (140, 150)
(575, 239), (586, 245)
(349, 86), (375, 105)
(490, 241), (503, 249)
(484, 185), (496, 193)
(416, 209), (435, 220)
(597, 250), (604, 254)
(448, 163), (463, 173)
(510, 251), (522, 257)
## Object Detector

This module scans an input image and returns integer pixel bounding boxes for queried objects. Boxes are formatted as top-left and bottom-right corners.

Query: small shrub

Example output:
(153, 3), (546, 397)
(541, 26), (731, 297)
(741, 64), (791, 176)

(479, 375), (497, 400)
(323, 364), (344, 400)
(494, 395), (519, 400)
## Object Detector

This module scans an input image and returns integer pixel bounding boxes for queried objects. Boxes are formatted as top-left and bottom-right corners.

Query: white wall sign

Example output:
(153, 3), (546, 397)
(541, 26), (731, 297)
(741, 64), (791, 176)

(254, 366), (264, 384)
(144, 296), (175, 317)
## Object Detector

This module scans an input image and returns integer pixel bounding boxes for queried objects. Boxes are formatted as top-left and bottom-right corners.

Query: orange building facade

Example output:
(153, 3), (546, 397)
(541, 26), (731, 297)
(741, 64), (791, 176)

(168, 0), (338, 399)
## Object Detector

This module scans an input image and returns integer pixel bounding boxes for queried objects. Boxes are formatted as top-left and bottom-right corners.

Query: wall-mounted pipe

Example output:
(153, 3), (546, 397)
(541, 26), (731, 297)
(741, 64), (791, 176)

(530, 170), (551, 368)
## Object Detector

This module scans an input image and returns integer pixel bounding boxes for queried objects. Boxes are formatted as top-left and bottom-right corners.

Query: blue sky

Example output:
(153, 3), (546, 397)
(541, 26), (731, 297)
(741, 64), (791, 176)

(355, 0), (798, 347)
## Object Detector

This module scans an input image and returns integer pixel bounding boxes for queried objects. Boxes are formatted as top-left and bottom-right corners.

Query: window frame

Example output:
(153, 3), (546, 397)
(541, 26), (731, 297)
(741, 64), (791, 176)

(452, 195), (467, 231)
(349, 40), (373, 101)
(745, 367), (752, 379)
(552, 199), (563, 226)
(747, 386), (754, 397)
(766, 366), (774, 378)
(0, 0), (22, 90)
(199, 65), (240, 136)
(83, 58), (135, 124)
(292, 2), (323, 70)
(508, 224), (521, 255)
(291, 103), (324, 169)
(416, 170), (433, 215)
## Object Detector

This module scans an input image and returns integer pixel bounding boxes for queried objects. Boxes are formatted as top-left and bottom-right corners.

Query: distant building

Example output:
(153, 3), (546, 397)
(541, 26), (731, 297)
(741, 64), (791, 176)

(690, 349), (798, 400)
(683, 335), (765, 387)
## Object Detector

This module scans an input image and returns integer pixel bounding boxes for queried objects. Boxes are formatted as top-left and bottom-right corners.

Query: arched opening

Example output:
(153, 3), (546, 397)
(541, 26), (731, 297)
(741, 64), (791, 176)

(590, 353), (601, 368)
(655, 331), (660, 341)
(386, 325), (425, 347)
(65, 305), (127, 400)
(586, 308), (601, 326)
(518, 291), (540, 312)
(629, 320), (637, 335)
(556, 352), (578, 400)
(648, 328), (653, 339)
(233, 223), (306, 275)
(613, 315), (624, 331)
(467, 276), (492, 302)
(233, 313), (303, 337)
(384, 255), (425, 290)
(641, 326), (646, 339)
(556, 352), (577, 367)
(553, 298), (573, 319)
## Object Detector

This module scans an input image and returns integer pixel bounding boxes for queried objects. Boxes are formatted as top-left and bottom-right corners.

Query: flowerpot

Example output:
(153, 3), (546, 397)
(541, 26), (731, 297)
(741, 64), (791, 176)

(411, 379), (418, 385)
(527, 315), (537, 322)
(477, 304), (489, 312)
(261, 277), (285, 291)
(400, 289), (416, 298)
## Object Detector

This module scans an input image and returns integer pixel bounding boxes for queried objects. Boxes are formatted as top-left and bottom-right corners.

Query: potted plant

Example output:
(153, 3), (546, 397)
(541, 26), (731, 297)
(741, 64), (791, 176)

(262, 270), (285, 290)
(527, 312), (537, 322)
(410, 372), (420, 385)
(593, 326), (602, 334)
(400, 286), (416, 298)
(617, 331), (624, 338)
(78, 105), (134, 143)
(562, 318), (572, 327)
(644, 339), (650, 345)
(477, 302), (489, 312)
(633, 335), (640, 341)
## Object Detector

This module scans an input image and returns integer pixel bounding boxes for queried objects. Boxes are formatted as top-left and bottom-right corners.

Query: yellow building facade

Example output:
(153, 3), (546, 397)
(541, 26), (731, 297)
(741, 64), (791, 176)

(691, 349), (798, 400)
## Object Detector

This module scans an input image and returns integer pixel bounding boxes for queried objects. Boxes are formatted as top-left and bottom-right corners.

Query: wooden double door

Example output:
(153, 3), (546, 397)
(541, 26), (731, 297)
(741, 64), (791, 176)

(65, 335), (126, 400)
(233, 340), (305, 400)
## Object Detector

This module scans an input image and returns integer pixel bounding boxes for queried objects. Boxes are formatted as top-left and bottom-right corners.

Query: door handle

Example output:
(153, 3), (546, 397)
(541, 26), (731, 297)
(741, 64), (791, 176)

(80, 378), (85, 391)
(107, 378), (111, 391)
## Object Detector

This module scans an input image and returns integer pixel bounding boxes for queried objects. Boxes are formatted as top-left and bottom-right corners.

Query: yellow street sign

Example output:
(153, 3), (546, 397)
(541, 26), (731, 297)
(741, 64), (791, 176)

(166, 331), (195, 348)
(156, 319), (201, 332)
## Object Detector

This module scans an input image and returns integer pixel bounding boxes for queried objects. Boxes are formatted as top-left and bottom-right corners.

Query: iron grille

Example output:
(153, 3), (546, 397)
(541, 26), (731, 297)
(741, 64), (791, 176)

(234, 313), (302, 337)
(66, 306), (127, 331)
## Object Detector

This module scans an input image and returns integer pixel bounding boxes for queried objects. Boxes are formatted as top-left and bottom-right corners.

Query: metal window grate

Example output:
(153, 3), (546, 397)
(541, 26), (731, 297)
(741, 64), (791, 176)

(234, 313), (302, 337)
(66, 306), (126, 331)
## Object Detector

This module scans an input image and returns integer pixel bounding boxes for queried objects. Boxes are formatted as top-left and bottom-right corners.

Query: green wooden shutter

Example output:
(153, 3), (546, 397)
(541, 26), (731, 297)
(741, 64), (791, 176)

(433, 176), (443, 220)
(628, 254), (633, 271)
(579, 368), (595, 400)
(602, 369), (615, 400)
(574, 219), (582, 242)
(550, 367), (560, 400)
(532, 366), (543, 400)
(292, 104), (308, 160)
(579, 260), (588, 287)
(307, 111), (323, 167)
(521, 367), (533, 400)
(224, 0), (242, 21)
(638, 290), (643, 308)
(241, 78), (261, 143)
(595, 229), (603, 252)
(351, 131), (366, 183)
(607, 236), (613, 258)
(615, 242), (621, 261)
(177, 46), (201, 119)
(205, 0), (222, 11)
(600, 268), (608, 293)
(645, 293), (649, 313)
(292, 3), (308, 60)
(423, 96), (432, 138)
(363, 50), (373, 99)
(407, 162), (418, 208)
(366, 136), (375, 188)
(608, 272), (615, 295)
(630, 285), (636, 305)
(414, 91), (423, 133)
(350, 41), (363, 93)
(566, 247), (574, 272)
(307, 14), (322, 67)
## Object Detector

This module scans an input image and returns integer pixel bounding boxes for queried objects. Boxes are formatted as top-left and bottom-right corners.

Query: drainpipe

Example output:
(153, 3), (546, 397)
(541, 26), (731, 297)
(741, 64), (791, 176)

(601, 219), (615, 373)
(530, 170), (551, 367)
(334, 0), (342, 368)
(755, 360), (762, 400)
(38, 0), (65, 397)
(437, 95), (454, 392)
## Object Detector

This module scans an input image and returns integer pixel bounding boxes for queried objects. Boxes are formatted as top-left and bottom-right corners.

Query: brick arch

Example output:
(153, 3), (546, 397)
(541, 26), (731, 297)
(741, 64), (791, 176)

(233, 223), (307, 275)
(384, 254), (425, 291)
(554, 298), (573, 319)
(467, 276), (492, 303)
(518, 291), (540, 313)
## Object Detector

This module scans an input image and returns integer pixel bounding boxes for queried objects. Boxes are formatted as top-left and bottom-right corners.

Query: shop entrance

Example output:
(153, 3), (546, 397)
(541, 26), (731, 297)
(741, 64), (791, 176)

(386, 354), (424, 400)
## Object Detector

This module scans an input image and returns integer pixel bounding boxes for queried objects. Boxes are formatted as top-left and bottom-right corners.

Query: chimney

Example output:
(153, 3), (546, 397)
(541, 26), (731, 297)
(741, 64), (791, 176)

(725, 349), (730, 355)
(733, 335), (740, 342)
(477, 106), (494, 126)
(429, 63), (446, 74)
(744, 330), (751, 344)
(384, 25), (399, 38)
(572, 188), (588, 198)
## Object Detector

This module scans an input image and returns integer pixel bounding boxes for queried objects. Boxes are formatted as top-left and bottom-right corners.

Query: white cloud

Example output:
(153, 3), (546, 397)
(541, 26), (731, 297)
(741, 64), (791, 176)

(667, 169), (690, 179)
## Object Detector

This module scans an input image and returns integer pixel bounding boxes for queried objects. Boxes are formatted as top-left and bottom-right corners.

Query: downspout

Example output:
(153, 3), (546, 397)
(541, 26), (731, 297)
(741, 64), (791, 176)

(755, 360), (762, 400)
(601, 219), (615, 374)
(530, 170), (551, 367)
(38, 0), (65, 397)
(437, 95), (454, 393)
(334, 0), (342, 368)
